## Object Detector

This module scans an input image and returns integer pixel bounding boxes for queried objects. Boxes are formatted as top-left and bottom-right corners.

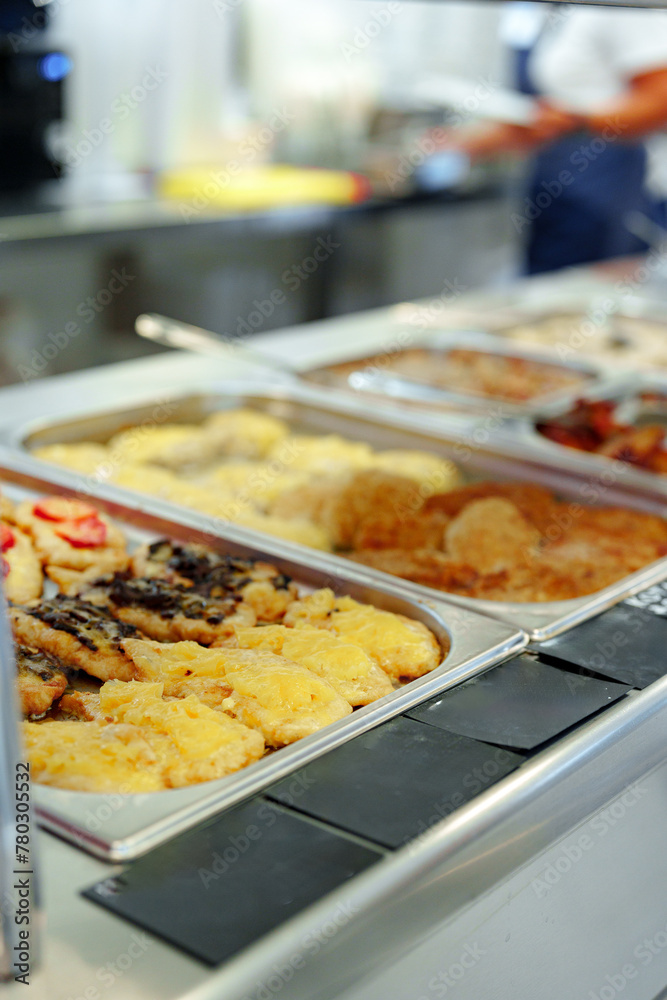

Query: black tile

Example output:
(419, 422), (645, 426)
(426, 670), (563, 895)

(266, 716), (523, 850)
(537, 604), (667, 689)
(406, 654), (629, 751)
(83, 798), (382, 967)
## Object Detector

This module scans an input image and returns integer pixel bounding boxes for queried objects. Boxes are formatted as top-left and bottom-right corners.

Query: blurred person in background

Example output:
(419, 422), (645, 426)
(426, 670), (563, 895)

(434, 2), (667, 275)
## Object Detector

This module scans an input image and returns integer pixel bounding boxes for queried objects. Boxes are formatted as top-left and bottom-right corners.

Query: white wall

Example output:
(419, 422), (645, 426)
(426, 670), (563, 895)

(45, 0), (237, 180)
(43, 0), (506, 180)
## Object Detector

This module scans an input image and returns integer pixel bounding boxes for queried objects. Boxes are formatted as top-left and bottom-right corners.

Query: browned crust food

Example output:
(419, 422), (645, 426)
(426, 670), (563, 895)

(318, 347), (589, 402)
(131, 540), (297, 621)
(79, 573), (257, 644)
(10, 598), (138, 682)
(16, 645), (69, 718)
(335, 479), (667, 603)
(2, 525), (43, 604)
(422, 482), (560, 534)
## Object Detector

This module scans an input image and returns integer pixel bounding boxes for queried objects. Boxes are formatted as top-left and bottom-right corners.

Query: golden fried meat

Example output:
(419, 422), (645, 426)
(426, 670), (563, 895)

(10, 597), (138, 682)
(131, 540), (297, 621)
(424, 482), (559, 534)
(233, 624), (394, 705)
(445, 498), (541, 574)
(24, 679), (265, 792)
(15, 645), (68, 718)
(283, 588), (443, 681)
(352, 508), (449, 552)
(80, 573), (256, 645)
(2, 524), (43, 603)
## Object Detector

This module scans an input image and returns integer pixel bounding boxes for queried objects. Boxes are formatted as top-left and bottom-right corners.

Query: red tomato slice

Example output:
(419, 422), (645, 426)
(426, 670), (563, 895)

(55, 516), (108, 548)
(0, 524), (15, 552)
(33, 497), (99, 523)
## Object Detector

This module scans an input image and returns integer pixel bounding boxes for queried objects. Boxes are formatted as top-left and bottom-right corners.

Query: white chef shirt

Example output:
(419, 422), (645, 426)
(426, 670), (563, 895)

(527, 5), (667, 113)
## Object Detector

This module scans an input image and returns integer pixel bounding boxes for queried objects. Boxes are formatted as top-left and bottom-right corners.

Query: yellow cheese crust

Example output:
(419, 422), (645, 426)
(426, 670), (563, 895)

(284, 589), (443, 680)
(24, 680), (265, 792)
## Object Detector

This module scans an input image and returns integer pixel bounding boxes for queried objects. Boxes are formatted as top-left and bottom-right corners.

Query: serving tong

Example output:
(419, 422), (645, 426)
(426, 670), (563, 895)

(135, 312), (611, 416)
(614, 392), (667, 430)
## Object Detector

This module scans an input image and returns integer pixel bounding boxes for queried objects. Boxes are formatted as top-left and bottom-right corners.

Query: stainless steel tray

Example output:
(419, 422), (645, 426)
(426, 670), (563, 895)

(0, 457), (525, 862)
(298, 328), (629, 418)
(497, 372), (667, 501)
(6, 380), (667, 642)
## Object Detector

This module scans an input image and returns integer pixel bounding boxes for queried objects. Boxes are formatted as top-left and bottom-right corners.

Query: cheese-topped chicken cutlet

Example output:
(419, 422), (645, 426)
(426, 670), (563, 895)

(102, 639), (230, 707)
(24, 680), (265, 792)
(10, 596), (139, 682)
(283, 589), (443, 681)
(15, 645), (69, 718)
(122, 639), (352, 746)
(201, 409), (289, 458)
(31, 442), (111, 478)
(1, 522), (43, 603)
(106, 424), (215, 472)
(132, 540), (297, 621)
(79, 573), (256, 645)
(232, 625), (394, 705)
(14, 496), (129, 592)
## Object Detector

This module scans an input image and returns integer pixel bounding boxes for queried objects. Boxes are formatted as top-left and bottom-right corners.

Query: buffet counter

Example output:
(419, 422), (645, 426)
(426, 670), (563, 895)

(2, 267), (667, 1000)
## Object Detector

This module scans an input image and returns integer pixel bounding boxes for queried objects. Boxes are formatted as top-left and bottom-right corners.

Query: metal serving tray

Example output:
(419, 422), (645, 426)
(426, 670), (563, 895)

(298, 328), (628, 418)
(0, 457), (525, 863)
(498, 372), (667, 501)
(6, 380), (667, 642)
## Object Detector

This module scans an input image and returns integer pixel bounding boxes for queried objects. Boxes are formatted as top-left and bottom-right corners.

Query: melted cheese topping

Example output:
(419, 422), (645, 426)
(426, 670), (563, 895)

(366, 450), (461, 493)
(24, 680), (264, 792)
(31, 410), (461, 556)
(3, 526), (43, 603)
(220, 653), (352, 746)
(269, 435), (374, 475)
(202, 409), (289, 458)
(234, 624), (393, 705)
(284, 589), (442, 680)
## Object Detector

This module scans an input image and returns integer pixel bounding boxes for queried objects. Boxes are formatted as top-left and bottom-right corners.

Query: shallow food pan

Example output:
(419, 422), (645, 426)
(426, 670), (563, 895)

(298, 329), (627, 418)
(7, 380), (667, 642)
(501, 373), (667, 501)
(0, 457), (525, 862)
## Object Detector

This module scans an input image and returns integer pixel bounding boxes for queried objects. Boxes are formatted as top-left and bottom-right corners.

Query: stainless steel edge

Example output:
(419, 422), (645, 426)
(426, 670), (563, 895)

(0, 592), (39, 979)
(3, 377), (478, 452)
(183, 673), (667, 1000)
(298, 326), (633, 418)
(4, 375), (655, 508)
(0, 454), (526, 861)
(5, 379), (667, 640)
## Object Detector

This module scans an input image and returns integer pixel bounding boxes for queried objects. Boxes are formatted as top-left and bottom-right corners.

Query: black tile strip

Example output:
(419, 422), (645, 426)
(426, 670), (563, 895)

(266, 716), (523, 850)
(406, 654), (629, 751)
(82, 798), (382, 967)
(536, 604), (667, 689)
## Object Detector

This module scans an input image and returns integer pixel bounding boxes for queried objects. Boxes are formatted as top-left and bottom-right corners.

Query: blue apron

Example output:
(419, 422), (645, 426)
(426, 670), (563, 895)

(514, 43), (658, 274)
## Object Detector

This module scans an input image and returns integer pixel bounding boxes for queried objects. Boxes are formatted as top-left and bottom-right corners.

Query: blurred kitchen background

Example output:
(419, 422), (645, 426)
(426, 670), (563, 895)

(0, 0), (568, 383)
